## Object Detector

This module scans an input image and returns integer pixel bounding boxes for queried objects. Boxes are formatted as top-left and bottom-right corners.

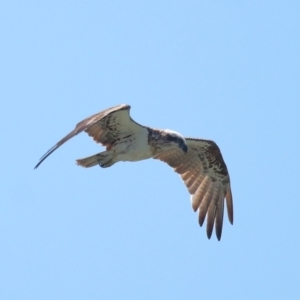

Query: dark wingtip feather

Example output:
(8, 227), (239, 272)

(34, 144), (60, 169)
(206, 227), (213, 239)
(215, 197), (224, 241)
(225, 186), (234, 225)
(215, 225), (222, 241)
(198, 212), (205, 227)
(206, 203), (216, 239)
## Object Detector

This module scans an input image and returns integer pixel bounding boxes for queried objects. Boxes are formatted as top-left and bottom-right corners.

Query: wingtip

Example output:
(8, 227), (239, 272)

(198, 215), (205, 227)
(33, 162), (41, 169)
(225, 185), (234, 225)
(206, 229), (213, 240)
(216, 229), (222, 242)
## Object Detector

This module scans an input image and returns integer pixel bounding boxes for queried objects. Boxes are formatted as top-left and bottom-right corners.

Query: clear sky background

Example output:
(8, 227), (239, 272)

(1, 1), (300, 299)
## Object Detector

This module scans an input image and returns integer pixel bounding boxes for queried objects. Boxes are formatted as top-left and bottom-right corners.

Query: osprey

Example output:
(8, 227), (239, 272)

(35, 104), (233, 240)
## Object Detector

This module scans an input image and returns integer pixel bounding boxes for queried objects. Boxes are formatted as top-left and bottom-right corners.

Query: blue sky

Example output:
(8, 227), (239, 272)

(1, 1), (300, 299)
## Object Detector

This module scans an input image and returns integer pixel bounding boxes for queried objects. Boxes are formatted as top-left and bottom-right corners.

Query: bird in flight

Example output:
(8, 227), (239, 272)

(35, 104), (233, 240)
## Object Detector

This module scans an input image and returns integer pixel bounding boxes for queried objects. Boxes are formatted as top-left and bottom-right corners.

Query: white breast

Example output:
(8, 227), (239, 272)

(113, 128), (153, 162)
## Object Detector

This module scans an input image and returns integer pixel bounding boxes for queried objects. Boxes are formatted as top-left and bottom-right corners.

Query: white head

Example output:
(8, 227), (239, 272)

(163, 129), (188, 153)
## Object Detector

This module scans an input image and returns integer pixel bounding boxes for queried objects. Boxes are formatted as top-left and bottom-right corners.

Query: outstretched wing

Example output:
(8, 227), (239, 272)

(154, 138), (233, 240)
(34, 104), (145, 168)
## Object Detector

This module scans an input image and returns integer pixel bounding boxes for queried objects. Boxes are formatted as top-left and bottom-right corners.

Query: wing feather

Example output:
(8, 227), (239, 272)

(189, 174), (206, 196)
(205, 184), (221, 239)
(154, 138), (233, 240)
(215, 192), (225, 240)
(225, 185), (234, 224)
(206, 204), (216, 239)
(193, 176), (211, 207)
(198, 179), (213, 226)
(34, 104), (145, 168)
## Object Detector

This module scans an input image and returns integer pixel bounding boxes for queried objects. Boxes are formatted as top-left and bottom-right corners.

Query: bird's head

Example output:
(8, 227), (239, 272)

(163, 129), (188, 153)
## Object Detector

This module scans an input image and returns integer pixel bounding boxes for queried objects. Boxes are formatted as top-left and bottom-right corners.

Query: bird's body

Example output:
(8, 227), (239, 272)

(106, 132), (152, 162)
(35, 104), (233, 240)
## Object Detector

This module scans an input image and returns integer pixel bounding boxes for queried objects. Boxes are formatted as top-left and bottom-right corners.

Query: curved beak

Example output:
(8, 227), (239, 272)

(181, 143), (188, 153)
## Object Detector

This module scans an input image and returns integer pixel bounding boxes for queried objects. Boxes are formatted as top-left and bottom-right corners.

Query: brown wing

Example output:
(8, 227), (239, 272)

(34, 104), (145, 168)
(154, 138), (233, 240)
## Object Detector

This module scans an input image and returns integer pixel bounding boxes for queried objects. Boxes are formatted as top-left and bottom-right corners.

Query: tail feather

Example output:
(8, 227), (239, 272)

(76, 156), (99, 168)
(76, 151), (114, 168)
